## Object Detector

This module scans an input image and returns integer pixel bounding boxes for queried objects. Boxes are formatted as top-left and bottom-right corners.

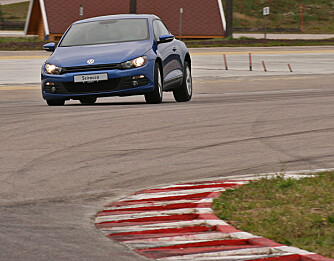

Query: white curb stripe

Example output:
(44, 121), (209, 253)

(274, 246), (315, 255)
(222, 181), (249, 184)
(158, 247), (283, 260)
(96, 208), (212, 223)
(125, 232), (260, 249)
(123, 232), (259, 245)
(102, 219), (228, 234)
(125, 233), (232, 249)
(229, 232), (261, 239)
(119, 188), (225, 201)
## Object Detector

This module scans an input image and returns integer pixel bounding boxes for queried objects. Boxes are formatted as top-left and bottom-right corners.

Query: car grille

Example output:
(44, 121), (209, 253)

(44, 77), (149, 95)
(63, 79), (116, 93)
(62, 63), (121, 74)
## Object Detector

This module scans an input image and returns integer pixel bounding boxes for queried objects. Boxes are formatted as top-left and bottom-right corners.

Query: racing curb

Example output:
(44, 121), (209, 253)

(95, 173), (333, 261)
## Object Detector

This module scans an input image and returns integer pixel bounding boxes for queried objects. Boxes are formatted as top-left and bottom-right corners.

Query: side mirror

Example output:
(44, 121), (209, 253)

(43, 42), (56, 52)
(158, 34), (175, 44)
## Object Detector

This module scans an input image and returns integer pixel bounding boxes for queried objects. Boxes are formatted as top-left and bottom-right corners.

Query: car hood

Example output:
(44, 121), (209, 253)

(47, 40), (152, 67)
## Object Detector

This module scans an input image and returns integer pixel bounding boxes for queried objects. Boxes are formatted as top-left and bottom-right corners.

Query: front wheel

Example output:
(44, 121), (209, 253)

(145, 63), (163, 104)
(46, 99), (65, 106)
(173, 61), (192, 102)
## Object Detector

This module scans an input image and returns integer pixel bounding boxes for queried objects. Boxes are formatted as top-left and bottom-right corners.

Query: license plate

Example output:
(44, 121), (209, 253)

(74, 73), (108, 83)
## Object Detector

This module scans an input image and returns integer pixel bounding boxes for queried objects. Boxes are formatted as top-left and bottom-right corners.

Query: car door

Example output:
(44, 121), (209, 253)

(153, 20), (183, 86)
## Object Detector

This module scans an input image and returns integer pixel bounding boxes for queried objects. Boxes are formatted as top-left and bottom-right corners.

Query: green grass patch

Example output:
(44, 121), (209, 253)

(230, 0), (334, 33)
(0, 37), (49, 51)
(212, 172), (334, 258)
(0, 37), (41, 43)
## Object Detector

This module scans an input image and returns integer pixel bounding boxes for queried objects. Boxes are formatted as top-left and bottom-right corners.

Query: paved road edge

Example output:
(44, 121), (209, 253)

(95, 171), (334, 260)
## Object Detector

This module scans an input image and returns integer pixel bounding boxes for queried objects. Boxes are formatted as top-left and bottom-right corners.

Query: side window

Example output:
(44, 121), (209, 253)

(153, 20), (170, 41)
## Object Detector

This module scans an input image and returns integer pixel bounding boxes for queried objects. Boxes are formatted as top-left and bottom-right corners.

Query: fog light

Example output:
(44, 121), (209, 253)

(51, 86), (57, 93)
(132, 81), (139, 87)
(46, 82), (54, 86)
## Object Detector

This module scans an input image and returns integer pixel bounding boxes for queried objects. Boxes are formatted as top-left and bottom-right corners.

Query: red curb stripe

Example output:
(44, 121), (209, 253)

(136, 183), (238, 194)
(136, 245), (263, 259)
(137, 239), (250, 250)
(198, 213), (221, 220)
(251, 254), (301, 261)
(249, 238), (283, 248)
(215, 224), (242, 233)
(107, 226), (215, 241)
(97, 202), (212, 216)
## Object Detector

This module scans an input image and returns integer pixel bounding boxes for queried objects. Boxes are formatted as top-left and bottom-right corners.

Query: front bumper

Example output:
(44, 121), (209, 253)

(41, 60), (155, 100)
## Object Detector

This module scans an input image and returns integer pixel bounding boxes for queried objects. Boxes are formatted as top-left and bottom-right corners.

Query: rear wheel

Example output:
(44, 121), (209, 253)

(145, 63), (163, 104)
(46, 99), (65, 106)
(79, 97), (97, 105)
(173, 61), (192, 102)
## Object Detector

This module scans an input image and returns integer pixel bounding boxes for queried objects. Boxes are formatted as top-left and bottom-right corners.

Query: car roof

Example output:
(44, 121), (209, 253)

(74, 14), (160, 24)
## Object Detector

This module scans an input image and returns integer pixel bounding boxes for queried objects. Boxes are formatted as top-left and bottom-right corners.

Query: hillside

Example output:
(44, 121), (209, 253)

(0, 1), (333, 33)
(231, 0), (334, 33)
(0, 1), (30, 21)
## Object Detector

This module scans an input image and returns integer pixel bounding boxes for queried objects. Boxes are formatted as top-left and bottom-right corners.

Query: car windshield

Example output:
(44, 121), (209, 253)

(60, 18), (149, 47)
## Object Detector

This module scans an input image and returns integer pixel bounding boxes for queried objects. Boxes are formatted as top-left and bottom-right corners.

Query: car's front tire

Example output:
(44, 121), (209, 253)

(46, 99), (65, 106)
(79, 97), (97, 105)
(145, 63), (163, 104)
(173, 61), (192, 102)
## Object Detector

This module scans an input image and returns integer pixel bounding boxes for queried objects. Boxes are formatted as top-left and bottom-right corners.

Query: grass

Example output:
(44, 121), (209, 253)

(0, 37), (41, 43)
(0, 37), (49, 51)
(212, 172), (334, 258)
(229, 0), (334, 33)
(0, 1), (30, 21)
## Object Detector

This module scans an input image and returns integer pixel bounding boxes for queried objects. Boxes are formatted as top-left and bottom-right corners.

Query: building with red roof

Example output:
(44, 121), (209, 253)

(25, 0), (226, 41)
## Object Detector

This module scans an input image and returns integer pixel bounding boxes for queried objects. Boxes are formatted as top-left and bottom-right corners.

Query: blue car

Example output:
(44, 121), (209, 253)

(42, 14), (192, 106)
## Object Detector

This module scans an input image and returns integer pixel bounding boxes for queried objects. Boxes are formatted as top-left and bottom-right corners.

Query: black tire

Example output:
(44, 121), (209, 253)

(173, 61), (192, 102)
(46, 99), (65, 106)
(79, 97), (97, 105)
(145, 63), (163, 104)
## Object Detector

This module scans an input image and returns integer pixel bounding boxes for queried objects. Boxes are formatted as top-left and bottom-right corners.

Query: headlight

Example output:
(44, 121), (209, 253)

(45, 63), (63, 75)
(121, 56), (147, 69)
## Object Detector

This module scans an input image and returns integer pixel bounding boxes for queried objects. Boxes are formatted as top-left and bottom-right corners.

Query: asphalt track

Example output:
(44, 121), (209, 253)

(0, 46), (334, 260)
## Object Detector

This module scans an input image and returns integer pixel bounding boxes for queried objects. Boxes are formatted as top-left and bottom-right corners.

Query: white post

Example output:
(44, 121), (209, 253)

(263, 7), (270, 39)
(179, 8), (183, 40)
(80, 4), (83, 19)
